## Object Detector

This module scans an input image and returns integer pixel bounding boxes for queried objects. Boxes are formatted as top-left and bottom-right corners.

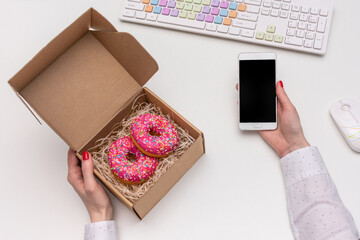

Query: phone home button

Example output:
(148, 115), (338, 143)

(253, 124), (263, 128)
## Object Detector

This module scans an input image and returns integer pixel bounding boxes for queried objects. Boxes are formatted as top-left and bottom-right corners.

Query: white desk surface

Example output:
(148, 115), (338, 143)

(1, 0), (359, 239)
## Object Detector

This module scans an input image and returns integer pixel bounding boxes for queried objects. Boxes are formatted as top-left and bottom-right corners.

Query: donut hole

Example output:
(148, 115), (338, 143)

(149, 130), (161, 137)
(127, 153), (137, 163)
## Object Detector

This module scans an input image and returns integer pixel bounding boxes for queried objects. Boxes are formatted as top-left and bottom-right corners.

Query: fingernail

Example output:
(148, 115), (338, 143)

(82, 151), (90, 161)
(279, 81), (284, 88)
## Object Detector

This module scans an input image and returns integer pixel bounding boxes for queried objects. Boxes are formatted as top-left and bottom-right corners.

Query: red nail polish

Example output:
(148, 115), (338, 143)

(82, 151), (90, 161)
(279, 81), (284, 88)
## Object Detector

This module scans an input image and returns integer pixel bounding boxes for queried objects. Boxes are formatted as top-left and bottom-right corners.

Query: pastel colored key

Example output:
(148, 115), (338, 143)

(194, 0), (202, 4)
(229, 10), (237, 18)
(267, 25), (276, 33)
(176, 2), (184, 9)
(153, 6), (162, 13)
(188, 12), (196, 19)
(220, 1), (229, 9)
(238, 4), (246, 11)
(159, 0), (167, 6)
(274, 34), (284, 43)
(202, 6), (211, 13)
(185, 0), (193, 2)
(220, 9), (228, 17)
(196, 13), (205, 21)
(162, 7), (170, 15)
(205, 14), (214, 22)
(143, 0), (150, 3)
(179, 10), (188, 18)
(170, 9), (179, 16)
(229, 2), (237, 10)
(202, 0), (211, 5)
(214, 16), (223, 24)
(145, 4), (154, 12)
(223, 17), (232, 26)
(265, 33), (274, 41)
(193, 5), (202, 12)
(211, 7), (220, 15)
(185, 3), (193, 10)
(167, 0), (176, 8)
(150, 0), (159, 5)
(177, 0), (184, 1)
(255, 31), (264, 39)
(211, 0), (220, 7)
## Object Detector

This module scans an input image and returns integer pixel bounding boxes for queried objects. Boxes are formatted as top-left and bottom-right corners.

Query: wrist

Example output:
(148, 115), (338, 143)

(89, 205), (113, 223)
(279, 137), (310, 158)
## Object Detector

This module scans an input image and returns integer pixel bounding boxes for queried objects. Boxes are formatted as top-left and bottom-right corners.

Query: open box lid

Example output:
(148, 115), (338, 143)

(8, 8), (159, 151)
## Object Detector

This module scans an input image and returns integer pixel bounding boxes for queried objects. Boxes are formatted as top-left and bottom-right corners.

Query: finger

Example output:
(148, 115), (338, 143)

(67, 148), (79, 174)
(276, 81), (293, 109)
(81, 151), (97, 189)
(236, 83), (238, 91)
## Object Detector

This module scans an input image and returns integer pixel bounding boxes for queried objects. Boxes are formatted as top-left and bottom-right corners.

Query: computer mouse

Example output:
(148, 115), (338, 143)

(330, 99), (360, 153)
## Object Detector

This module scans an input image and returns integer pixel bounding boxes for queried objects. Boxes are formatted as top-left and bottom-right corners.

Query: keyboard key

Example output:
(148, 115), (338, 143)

(272, 2), (280, 9)
(188, 12), (196, 19)
(241, 29), (254, 38)
(206, 23), (217, 31)
(193, 5), (202, 12)
(303, 40), (312, 48)
(238, 3), (247, 12)
(202, 6), (211, 13)
(196, 13), (205, 20)
(145, 4), (154, 12)
(247, 5), (260, 13)
(317, 17), (326, 33)
(263, 0), (271, 8)
(162, 7), (170, 15)
(229, 10), (237, 18)
(279, 11), (288, 18)
(288, 20), (296, 28)
(229, 2), (238, 10)
(205, 14), (214, 22)
(218, 25), (229, 33)
(319, 9), (328, 16)
(220, 9), (229, 17)
(255, 31), (264, 39)
(125, 2), (145, 10)
(308, 15), (318, 23)
(153, 6), (162, 13)
(285, 36), (302, 46)
(265, 33), (274, 41)
(270, 9), (278, 17)
(135, 11), (147, 19)
(283, 0), (291, 2)
(185, 0), (193, 2)
(168, 1), (176, 7)
(301, 6), (309, 13)
(299, 14), (307, 22)
(291, 5), (300, 12)
(176, 2), (185, 9)
(237, 12), (258, 21)
(223, 17), (232, 25)
(274, 34), (283, 43)
(214, 16), (223, 24)
(130, 0), (141, 2)
(296, 30), (305, 38)
(245, 0), (261, 6)
(158, 14), (206, 28)
(313, 34), (323, 49)
(289, 12), (298, 20)
(297, 22), (306, 30)
(305, 31), (314, 39)
(194, 0), (202, 3)
(146, 13), (158, 20)
(185, 3), (193, 10)
(261, 8), (269, 15)
(159, 0), (167, 6)
(202, 0), (211, 5)
(307, 23), (316, 31)
(229, 27), (241, 35)
(220, 1), (229, 8)
(286, 28), (295, 36)
(211, 7), (220, 15)
(179, 10), (187, 17)
(281, 3), (290, 10)
(123, 9), (136, 17)
(170, 9), (179, 16)
(310, 8), (319, 15)
(267, 25), (276, 33)
(233, 19), (256, 29)
(143, 0), (150, 3)
(151, 0), (159, 5)
(211, 0), (220, 7)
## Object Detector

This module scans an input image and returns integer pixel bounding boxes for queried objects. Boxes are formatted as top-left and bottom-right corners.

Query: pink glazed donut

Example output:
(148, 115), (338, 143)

(108, 136), (158, 184)
(130, 114), (179, 158)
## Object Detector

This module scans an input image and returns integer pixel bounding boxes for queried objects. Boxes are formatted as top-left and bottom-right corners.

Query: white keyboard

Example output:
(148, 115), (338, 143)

(120, 0), (334, 55)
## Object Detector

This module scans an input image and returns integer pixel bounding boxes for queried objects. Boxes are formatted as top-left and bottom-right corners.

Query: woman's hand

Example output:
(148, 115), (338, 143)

(67, 149), (113, 223)
(237, 81), (310, 157)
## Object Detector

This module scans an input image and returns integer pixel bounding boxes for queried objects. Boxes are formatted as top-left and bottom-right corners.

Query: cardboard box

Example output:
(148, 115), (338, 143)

(8, 8), (205, 219)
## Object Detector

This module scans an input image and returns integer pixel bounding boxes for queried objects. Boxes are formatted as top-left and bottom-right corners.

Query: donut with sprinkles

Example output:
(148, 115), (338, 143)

(108, 136), (158, 184)
(130, 114), (179, 158)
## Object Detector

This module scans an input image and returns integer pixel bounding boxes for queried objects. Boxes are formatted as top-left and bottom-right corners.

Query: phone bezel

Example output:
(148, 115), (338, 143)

(238, 52), (277, 131)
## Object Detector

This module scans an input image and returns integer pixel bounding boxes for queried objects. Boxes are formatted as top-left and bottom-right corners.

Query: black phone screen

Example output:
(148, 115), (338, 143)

(239, 59), (276, 123)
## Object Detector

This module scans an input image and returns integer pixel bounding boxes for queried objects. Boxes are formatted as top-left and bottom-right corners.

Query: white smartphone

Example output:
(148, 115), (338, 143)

(238, 52), (277, 130)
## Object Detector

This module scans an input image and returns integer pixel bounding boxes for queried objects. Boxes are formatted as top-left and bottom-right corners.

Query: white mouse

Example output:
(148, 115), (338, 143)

(330, 99), (360, 153)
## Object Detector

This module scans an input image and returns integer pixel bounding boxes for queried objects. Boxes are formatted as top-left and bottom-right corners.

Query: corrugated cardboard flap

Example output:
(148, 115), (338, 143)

(8, 8), (159, 151)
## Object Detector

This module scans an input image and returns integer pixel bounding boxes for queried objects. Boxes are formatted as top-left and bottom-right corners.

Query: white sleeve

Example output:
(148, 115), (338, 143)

(84, 220), (118, 240)
(280, 146), (359, 240)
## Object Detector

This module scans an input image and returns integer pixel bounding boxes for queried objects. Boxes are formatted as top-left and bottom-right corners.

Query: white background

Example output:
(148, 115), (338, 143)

(0, 0), (359, 239)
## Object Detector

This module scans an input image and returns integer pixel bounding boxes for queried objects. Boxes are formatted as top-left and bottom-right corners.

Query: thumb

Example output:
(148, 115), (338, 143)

(276, 81), (293, 109)
(81, 151), (96, 188)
